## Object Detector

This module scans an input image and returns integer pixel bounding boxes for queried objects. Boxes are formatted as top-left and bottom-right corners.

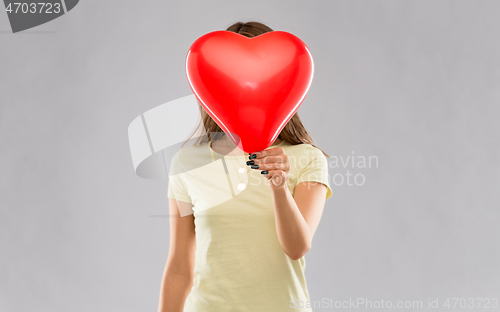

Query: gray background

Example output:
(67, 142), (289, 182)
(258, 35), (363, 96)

(1, 0), (499, 311)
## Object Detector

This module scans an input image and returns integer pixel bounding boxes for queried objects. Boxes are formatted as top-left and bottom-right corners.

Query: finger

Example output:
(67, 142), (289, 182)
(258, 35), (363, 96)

(251, 155), (288, 166)
(261, 154), (288, 164)
(251, 147), (285, 159)
(260, 169), (286, 179)
(262, 170), (288, 186)
(251, 162), (290, 171)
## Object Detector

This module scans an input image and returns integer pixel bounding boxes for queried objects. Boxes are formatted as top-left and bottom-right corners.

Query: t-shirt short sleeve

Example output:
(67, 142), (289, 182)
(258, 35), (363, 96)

(167, 152), (192, 204)
(167, 174), (192, 203)
(296, 145), (332, 200)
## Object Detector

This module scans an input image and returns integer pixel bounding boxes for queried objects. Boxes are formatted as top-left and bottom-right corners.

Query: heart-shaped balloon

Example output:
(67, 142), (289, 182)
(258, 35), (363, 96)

(185, 30), (314, 153)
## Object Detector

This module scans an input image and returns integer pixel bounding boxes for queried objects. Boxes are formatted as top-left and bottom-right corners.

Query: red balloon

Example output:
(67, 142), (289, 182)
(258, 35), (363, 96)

(185, 30), (314, 153)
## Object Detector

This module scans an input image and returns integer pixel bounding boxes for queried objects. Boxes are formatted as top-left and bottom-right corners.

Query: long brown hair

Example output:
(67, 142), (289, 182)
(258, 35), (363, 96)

(185, 21), (329, 157)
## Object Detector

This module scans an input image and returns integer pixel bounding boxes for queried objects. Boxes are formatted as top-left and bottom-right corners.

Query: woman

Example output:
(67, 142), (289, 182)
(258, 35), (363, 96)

(158, 21), (332, 312)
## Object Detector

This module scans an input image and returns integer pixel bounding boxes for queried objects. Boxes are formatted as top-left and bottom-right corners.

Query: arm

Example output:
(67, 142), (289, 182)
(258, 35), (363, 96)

(271, 182), (327, 260)
(158, 198), (196, 312)
(249, 147), (327, 260)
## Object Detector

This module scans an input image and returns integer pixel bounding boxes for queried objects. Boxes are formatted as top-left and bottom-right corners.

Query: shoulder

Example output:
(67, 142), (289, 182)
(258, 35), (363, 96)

(169, 142), (211, 174)
(173, 141), (210, 158)
(283, 142), (326, 159)
(282, 143), (328, 172)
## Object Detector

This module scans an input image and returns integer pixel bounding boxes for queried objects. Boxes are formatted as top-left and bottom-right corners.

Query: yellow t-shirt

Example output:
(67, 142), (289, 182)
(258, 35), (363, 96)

(167, 139), (332, 312)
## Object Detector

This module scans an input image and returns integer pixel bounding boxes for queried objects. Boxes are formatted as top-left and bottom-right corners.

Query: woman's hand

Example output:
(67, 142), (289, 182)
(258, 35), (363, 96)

(247, 147), (290, 190)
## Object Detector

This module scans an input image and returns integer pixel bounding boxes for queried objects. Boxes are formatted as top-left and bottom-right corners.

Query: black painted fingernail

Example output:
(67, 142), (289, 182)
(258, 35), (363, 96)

(246, 160), (254, 165)
(248, 154), (253, 160)
(251, 164), (259, 169)
(251, 154), (257, 159)
(261, 170), (269, 174)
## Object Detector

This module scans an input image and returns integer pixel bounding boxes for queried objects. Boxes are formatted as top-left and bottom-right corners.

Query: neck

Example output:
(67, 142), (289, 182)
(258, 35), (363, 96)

(271, 137), (282, 146)
(211, 135), (282, 156)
